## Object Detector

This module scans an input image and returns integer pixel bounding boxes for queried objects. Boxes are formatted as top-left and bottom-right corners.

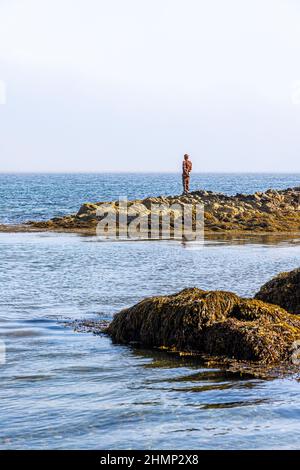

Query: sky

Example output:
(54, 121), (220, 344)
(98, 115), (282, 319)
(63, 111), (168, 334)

(1, 0), (300, 172)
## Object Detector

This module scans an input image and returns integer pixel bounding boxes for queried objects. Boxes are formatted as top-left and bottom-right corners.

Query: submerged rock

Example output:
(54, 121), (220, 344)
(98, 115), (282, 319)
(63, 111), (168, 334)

(106, 288), (300, 366)
(255, 268), (300, 315)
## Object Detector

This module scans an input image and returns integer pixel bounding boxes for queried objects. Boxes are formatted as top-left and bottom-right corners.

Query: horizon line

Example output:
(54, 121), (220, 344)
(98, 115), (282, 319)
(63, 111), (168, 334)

(0, 171), (300, 175)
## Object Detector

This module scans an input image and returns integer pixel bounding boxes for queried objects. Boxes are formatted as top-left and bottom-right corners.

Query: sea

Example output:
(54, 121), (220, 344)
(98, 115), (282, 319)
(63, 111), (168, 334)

(1, 173), (300, 449)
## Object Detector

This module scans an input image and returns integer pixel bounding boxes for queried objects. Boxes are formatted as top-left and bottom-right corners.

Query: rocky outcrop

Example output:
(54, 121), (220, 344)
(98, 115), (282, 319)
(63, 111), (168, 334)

(106, 288), (300, 367)
(255, 268), (300, 315)
(25, 186), (300, 235)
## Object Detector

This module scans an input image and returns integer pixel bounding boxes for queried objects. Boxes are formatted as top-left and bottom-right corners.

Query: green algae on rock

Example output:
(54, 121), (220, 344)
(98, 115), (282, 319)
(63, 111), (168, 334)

(255, 268), (300, 315)
(23, 186), (300, 235)
(105, 288), (300, 366)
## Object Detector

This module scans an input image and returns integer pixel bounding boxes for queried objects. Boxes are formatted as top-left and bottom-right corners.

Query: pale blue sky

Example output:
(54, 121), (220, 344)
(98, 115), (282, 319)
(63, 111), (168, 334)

(1, 0), (300, 172)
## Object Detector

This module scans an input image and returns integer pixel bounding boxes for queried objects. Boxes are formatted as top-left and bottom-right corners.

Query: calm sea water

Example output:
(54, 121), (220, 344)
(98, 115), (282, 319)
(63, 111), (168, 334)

(1, 173), (300, 450)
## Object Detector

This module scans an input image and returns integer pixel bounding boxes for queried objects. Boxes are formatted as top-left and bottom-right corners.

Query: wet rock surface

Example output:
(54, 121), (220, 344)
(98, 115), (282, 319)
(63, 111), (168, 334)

(255, 268), (300, 315)
(105, 288), (300, 369)
(23, 186), (300, 234)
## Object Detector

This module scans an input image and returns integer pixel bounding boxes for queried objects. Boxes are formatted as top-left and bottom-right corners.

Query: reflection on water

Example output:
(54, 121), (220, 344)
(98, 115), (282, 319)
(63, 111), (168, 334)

(0, 232), (300, 449)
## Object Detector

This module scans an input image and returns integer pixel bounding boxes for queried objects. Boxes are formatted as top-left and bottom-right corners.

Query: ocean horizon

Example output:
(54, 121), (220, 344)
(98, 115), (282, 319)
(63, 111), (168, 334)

(0, 172), (300, 449)
(2, 0), (300, 457)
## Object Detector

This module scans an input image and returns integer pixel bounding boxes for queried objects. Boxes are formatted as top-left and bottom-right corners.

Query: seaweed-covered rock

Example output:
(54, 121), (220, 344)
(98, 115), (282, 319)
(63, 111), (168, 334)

(255, 268), (300, 315)
(106, 288), (300, 365)
(22, 186), (300, 235)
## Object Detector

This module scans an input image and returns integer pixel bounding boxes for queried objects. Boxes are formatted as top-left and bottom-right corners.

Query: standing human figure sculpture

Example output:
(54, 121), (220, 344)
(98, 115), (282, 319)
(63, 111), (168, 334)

(182, 154), (192, 194)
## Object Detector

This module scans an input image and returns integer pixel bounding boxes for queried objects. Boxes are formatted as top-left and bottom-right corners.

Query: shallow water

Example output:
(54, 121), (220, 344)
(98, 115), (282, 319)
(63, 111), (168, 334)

(1, 231), (300, 449)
